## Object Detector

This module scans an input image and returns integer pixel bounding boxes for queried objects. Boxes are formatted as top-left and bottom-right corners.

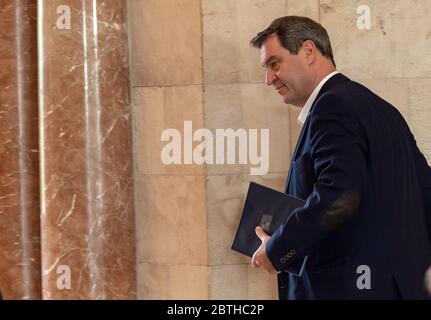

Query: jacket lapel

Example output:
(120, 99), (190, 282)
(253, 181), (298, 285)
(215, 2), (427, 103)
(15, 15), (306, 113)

(284, 73), (350, 194)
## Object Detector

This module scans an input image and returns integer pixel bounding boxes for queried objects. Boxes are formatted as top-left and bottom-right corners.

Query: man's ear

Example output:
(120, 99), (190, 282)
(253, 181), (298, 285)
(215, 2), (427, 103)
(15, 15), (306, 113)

(302, 40), (317, 65)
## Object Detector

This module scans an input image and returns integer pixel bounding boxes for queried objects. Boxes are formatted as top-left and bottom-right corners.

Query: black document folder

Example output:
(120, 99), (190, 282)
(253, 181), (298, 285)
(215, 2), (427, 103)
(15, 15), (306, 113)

(231, 182), (305, 258)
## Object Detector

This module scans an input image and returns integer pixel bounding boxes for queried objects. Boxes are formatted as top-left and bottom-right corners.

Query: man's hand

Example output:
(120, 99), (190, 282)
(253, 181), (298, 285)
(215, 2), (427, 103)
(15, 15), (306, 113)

(425, 265), (431, 295)
(251, 226), (277, 274)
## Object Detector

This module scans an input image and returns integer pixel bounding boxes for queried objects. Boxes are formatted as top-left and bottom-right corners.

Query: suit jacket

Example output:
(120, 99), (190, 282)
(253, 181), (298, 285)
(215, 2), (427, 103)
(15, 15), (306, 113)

(266, 73), (431, 300)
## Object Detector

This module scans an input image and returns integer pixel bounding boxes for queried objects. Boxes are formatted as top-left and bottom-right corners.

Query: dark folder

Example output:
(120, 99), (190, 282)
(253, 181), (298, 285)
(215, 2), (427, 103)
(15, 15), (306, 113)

(231, 182), (305, 258)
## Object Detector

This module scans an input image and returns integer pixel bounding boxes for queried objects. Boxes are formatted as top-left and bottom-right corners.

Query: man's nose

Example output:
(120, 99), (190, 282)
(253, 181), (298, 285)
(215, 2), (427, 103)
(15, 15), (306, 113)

(265, 70), (276, 86)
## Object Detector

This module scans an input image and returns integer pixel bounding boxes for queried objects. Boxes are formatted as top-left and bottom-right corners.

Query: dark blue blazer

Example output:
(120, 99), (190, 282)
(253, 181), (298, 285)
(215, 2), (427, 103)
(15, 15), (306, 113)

(266, 73), (431, 300)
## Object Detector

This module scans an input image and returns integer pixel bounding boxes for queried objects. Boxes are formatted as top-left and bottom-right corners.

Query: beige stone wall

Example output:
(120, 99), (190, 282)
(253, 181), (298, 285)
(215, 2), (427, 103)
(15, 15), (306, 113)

(128, 0), (431, 299)
(128, 0), (208, 299)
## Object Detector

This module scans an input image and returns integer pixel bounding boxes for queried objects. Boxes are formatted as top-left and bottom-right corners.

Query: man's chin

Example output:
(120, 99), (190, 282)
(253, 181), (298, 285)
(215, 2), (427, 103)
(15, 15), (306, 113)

(282, 96), (298, 106)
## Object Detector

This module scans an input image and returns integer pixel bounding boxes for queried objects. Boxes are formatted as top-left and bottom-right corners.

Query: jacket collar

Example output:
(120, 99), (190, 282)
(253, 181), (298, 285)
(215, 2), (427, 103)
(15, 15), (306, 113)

(309, 73), (350, 115)
(297, 71), (340, 126)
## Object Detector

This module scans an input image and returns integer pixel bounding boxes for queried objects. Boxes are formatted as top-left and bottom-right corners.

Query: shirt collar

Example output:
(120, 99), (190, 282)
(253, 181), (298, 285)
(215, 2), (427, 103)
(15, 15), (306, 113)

(297, 71), (339, 126)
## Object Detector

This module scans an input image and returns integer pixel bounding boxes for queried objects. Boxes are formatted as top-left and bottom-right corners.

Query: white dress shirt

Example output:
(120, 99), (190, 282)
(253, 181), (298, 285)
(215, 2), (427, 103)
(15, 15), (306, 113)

(297, 71), (339, 126)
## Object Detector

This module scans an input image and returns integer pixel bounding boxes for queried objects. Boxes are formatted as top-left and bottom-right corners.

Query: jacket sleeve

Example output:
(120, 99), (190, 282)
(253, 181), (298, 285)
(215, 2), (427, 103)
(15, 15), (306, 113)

(426, 170), (431, 245)
(424, 163), (431, 246)
(266, 93), (367, 274)
(411, 132), (431, 244)
(426, 168), (431, 221)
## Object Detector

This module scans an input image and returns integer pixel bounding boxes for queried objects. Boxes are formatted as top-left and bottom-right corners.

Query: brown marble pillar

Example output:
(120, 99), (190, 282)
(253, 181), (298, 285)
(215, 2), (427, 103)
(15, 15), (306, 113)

(0, 0), (41, 300)
(38, 0), (136, 299)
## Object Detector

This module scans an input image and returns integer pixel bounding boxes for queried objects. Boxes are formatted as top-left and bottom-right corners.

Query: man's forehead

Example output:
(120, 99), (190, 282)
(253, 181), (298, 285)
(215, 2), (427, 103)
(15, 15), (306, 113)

(259, 34), (282, 66)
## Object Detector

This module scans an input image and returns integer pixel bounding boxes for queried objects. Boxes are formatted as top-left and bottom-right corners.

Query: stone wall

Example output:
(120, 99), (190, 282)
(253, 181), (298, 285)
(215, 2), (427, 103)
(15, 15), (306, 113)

(129, 0), (431, 300)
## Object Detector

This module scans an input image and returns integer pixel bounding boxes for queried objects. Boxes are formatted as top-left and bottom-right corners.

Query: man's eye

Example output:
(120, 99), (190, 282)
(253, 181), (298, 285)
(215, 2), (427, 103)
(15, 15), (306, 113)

(271, 61), (278, 69)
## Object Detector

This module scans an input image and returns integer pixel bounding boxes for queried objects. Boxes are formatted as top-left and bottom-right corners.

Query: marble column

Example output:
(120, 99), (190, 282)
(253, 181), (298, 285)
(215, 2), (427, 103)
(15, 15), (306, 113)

(0, 0), (41, 300)
(38, 0), (136, 299)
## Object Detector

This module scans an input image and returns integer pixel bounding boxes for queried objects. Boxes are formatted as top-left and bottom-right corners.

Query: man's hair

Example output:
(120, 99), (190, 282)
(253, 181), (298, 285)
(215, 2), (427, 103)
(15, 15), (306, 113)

(250, 16), (336, 67)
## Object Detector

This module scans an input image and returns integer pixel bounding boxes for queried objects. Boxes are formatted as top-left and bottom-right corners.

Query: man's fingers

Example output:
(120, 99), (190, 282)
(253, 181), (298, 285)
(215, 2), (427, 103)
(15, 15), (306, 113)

(261, 264), (276, 274)
(255, 226), (268, 241)
(251, 252), (260, 268)
(425, 266), (431, 294)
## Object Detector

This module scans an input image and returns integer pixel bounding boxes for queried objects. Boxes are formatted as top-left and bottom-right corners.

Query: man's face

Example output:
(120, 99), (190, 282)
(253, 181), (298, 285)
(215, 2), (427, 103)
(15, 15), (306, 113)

(260, 34), (313, 107)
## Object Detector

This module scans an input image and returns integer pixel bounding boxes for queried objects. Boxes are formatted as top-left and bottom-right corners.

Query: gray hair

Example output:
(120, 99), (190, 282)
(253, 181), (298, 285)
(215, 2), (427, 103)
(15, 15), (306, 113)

(250, 16), (336, 67)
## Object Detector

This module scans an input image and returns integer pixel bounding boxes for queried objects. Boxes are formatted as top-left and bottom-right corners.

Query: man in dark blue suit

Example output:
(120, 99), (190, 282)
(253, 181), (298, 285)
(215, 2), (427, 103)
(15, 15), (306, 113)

(250, 16), (431, 299)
